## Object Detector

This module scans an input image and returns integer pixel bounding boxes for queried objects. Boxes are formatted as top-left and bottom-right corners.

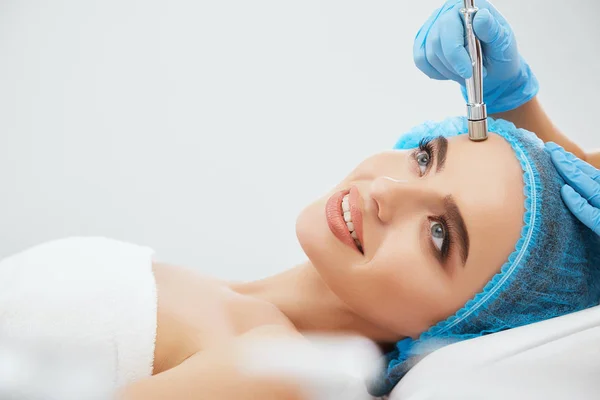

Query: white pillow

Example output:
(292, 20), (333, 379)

(389, 305), (600, 400)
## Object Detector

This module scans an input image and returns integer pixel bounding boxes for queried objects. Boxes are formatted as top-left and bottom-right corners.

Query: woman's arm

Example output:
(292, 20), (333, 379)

(119, 325), (306, 400)
(119, 351), (304, 400)
(493, 97), (600, 167)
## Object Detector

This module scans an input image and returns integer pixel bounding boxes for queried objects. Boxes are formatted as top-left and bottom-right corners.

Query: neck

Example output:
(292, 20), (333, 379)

(230, 262), (396, 341)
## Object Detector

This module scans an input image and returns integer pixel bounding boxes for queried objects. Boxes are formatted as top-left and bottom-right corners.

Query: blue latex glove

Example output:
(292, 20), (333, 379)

(413, 0), (539, 114)
(546, 142), (600, 235)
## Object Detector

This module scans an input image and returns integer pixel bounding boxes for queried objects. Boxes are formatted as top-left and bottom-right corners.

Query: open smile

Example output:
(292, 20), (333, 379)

(325, 186), (364, 254)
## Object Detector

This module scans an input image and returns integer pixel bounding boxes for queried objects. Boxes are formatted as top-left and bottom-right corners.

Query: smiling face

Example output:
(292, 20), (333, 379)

(295, 133), (525, 338)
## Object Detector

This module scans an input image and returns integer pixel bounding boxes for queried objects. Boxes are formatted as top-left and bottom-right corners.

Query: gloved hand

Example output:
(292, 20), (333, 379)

(413, 0), (539, 114)
(546, 142), (600, 235)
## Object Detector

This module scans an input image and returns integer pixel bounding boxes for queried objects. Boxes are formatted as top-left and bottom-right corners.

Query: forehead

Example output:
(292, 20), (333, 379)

(444, 133), (525, 270)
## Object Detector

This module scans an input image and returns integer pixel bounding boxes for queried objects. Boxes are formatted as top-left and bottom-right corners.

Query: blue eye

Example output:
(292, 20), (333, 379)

(430, 221), (445, 252)
(416, 151), (430, 174)
(414, 138), (434, 176)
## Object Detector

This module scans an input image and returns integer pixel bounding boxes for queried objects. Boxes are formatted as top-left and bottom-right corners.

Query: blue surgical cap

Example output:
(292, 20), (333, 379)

(368, 117), (600, 396)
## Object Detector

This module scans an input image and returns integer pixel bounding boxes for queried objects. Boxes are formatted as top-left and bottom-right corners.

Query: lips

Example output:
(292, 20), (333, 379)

(348, 186), (364, 249)
(325, 186), (364, 254)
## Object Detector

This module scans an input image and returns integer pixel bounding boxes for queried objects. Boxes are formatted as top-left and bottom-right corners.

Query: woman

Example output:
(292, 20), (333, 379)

(1, 2), (599, 400)
(5, 122), (598, 400)
(128, 0), (600, 396)
(7, 117), (595, 400)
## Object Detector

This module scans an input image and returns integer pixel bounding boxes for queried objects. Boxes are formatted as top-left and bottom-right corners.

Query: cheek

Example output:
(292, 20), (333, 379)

(342, 229), (455, 336)
(380, 244), (452, 333)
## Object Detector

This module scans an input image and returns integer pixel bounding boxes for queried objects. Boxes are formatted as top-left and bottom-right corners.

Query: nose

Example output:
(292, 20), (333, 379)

(370, 176), (429, 224)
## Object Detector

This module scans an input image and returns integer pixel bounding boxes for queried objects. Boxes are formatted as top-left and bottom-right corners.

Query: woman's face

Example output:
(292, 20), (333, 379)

(296, 133), (525, 338)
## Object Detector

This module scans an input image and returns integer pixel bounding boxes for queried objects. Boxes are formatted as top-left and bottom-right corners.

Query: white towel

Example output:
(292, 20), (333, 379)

(0, 237), (157, 393)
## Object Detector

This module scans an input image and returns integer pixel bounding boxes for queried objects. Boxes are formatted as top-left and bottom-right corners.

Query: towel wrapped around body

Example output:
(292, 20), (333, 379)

(0, 237), (157, 393)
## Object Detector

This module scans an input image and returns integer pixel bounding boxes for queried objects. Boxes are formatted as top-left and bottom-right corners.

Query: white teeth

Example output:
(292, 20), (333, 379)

(343, 211), (352, 222)
(342, 196), (350, 212)
(341, 193), (363, 252)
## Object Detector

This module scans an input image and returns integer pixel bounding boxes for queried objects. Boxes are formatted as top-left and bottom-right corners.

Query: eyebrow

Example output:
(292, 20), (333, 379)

(433, 136), (448, 172)
(444, 195), (470, 266)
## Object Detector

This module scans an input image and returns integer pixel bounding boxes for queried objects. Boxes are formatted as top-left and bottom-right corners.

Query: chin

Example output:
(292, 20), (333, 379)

(295, 199), (326, 263)
(298, 196), (346, 268)
(296, 195), (355, 291)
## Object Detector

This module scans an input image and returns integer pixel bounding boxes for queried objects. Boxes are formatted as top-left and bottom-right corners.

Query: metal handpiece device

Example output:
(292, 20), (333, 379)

(461, 0), (488, 141)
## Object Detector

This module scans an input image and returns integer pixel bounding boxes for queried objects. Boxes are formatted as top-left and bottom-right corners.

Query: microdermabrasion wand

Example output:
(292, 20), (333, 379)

(461, 0), (488, 141)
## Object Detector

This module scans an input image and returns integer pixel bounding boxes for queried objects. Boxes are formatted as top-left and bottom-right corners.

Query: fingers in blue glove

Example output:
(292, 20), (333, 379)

(561, 185), (600, 235)
(426, 22), (465, 82)
(544, 141), (562, 152)
(472, 9), (500, 43)
(414, 6), (452, 81)
(413, 1), (471, 82)
(545, 142), (600, 182)
(549, 147), (600, 209)
(413, 43), (446, 81)
(472, 8), (513, 61)
(438, 10), (472, 80)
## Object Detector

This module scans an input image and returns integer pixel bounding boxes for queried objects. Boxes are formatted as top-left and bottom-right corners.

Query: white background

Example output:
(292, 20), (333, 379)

(0, 0), (598, 280)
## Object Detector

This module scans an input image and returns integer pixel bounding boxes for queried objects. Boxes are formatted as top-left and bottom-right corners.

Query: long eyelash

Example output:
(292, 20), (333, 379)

(418, 137), (433, 152)
(414, 137), (435, 175)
